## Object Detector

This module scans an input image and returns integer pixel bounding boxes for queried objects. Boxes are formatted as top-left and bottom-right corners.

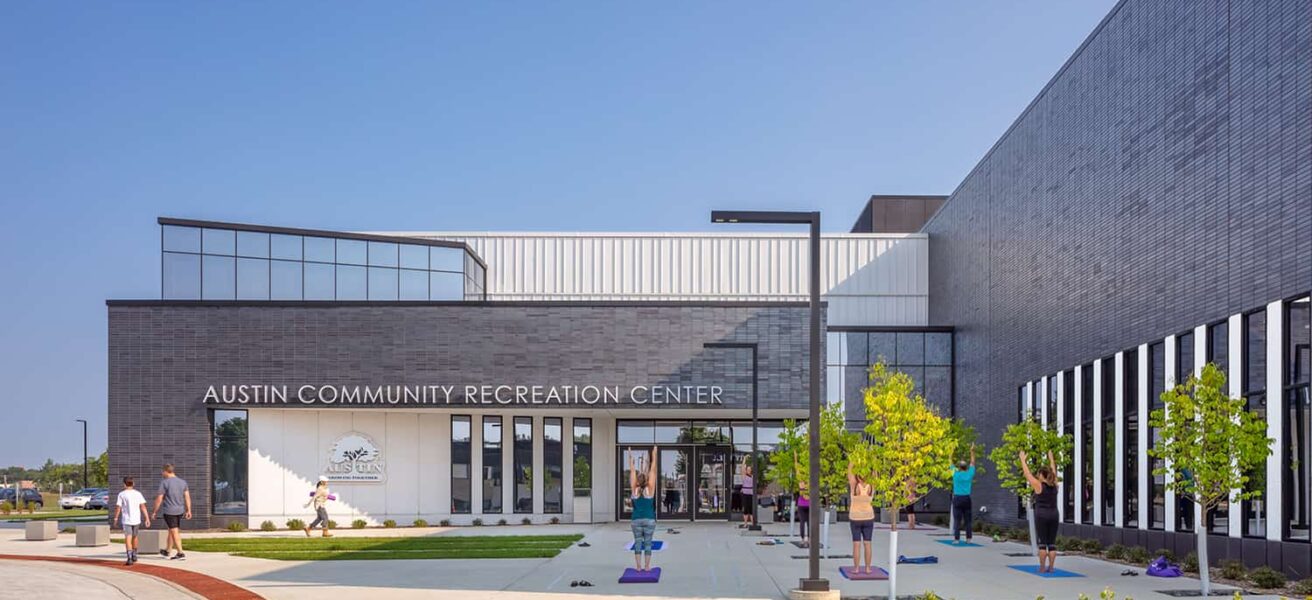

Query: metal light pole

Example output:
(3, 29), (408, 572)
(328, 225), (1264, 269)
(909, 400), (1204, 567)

(75, 419), (88, 489)
(712, 210), (826, 593)
(703, 342), (760, 531)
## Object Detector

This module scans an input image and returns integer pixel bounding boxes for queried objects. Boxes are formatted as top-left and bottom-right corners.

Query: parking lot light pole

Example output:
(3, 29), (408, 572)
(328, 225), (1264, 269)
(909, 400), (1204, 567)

(76, 419), (88, 489)
(703, 342), (760, 531)
(711, 210), (827, 593)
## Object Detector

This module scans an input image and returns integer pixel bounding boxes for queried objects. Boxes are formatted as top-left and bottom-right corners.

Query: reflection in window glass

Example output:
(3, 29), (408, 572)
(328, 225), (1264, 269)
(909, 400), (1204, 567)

(163, 252), (201, 299)
(926, 333), (952, 366)
(617, 421), (655, 444)
(1124, 349), (1139, 528)
(270, 234), (302, 260)
(202, 255), (236, 299)
(896, 333), (924, 365)
(483, 417), (503, 513)
(430, 271), (463, 301)
(514, 417), (533, 513)
(270, 260), (302, 300)
(399, 269), (428, 300)
(367, 267), (398, 301)
(304, 237), (335, 263)
(451, 416), (471, 514)
(162, 225), (201, 253)
(431, 247), (464, 272)
(335, 265), (366, 300)
(1177, 332), (1195, 386)
(236, 258), (270, 300)
(368, 241), (398, 267)
(212, 409), (248, 515)
(1062, 370), (1075, 522)
(1101, 359), (1115, 526)
(304, 262), (334, 300)
(336, 239), (367, 265)
(1149, 342), (1166, 529)
(544, 418), (563, 513)
(399, 245), (428, 270)
(573, 418), (592, 495)
(869, 333), (896, 365)
(236, 231), (269, 258)
(202, 228), (236, 255)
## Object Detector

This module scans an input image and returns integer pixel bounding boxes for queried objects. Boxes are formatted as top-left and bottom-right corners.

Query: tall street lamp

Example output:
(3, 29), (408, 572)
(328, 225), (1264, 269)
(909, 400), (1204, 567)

(711, 210), (827, 594)
(75, 419), (88, 489)
(703, 341), (760, 531)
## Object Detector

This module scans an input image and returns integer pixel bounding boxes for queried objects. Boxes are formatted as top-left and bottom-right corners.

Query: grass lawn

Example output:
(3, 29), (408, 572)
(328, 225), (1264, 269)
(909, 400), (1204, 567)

(178, 534), (584, 560)
(0, 509), (107, 522)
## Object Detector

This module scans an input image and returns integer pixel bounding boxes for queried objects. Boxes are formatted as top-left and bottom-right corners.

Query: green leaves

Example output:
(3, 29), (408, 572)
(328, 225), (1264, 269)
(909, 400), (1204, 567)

(859, 362), (957, 510)
(988, 418), (1072, 498)
(1147, 363), (1272, 510)
(766, 405), (855, 507)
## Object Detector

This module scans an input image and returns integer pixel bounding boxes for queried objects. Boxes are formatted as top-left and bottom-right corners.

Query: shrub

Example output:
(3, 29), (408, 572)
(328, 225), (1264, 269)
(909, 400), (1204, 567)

(1218, 559), (1246, 580)
(913, 592), (942, 600)
(439, 519), (452, 527)
(1152, 548), (1175, 563)
(383, 519), (397, 528)
(1055, 536), (1080, 552)
(259, 520), (277, 532)
(0, 501), (11, 515)
(972, 520), (983, 532)
(497, 518), (508, 526)
(1104, 544), (1128, 560)
(1291, 577), (1312, 595)
(351, 519), (368, 529)
(61, 526), (76, 534)
(1125, 546), (1151, 565)
(412, 519), (429, 528)
(226, 521), (248, 532)
(325, 519), (338, 529)
(286, 518), (306, 530)
(931, 515), (947, 527)
(1181, 551), (1198, 573)
(1080, 538), (1103, 554)
(1248, 566), (1286, 589)
(1010, 528), (1030, 542)
(472, 518), (483, 526)
(549, 516), (560, 525)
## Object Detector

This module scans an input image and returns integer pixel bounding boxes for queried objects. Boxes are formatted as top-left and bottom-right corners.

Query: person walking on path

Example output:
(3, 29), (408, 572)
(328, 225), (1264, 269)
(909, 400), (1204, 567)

(740, 459), (755, 528)
(847, 461), (876, 574)
(792, 452), (811, 547)
(113, 476), (150, 566)
(951, 444), (977, 543)
(150, 464), (191, 560)
(629, 446), (658, 572)
(903, 478), (918, 529)
(1019, 450), (1060, 573)
(304, 477), (336, 537)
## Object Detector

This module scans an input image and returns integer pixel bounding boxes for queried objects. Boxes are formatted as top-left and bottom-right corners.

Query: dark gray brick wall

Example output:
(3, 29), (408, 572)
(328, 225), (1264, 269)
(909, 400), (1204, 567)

(924, 0), (1312, 531)
(107, 302), (823, 528)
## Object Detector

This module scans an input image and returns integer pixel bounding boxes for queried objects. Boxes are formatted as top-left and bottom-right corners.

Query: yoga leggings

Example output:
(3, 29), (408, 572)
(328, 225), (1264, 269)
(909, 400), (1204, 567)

(1034, 511), (1059, 550)
(631, 518), (656, 555)
(308, 507), (329, 529)
(797, 505), (810, 539)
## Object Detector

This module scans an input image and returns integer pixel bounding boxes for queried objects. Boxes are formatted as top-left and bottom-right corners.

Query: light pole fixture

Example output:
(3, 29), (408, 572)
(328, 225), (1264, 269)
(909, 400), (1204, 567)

(75, 419), (88, 489)
(711, 209), (827, 593)
(703, 341), (760, 531)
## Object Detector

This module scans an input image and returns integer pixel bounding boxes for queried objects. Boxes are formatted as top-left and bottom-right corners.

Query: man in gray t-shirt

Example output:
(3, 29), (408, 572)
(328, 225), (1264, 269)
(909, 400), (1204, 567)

(150, 464), (191, 560)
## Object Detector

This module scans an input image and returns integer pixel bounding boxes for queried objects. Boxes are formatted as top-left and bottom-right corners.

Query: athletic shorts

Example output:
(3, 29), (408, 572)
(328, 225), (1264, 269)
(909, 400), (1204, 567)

(849, 519), (874, 541)
(122, 524), (139, 537)
(903, 503), (916, 514)
(163, 513), (183, 529)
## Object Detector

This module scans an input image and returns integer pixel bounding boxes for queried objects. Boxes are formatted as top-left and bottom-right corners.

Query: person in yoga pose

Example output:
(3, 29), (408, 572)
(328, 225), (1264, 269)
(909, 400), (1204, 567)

(740, 459), (755, 527)
(951, 444), (977, 543)
(792, 452), (811, 547)
(847, 461), (876, 574)
(629, 446), (658, 572)
(1019, 450), (1060, 573)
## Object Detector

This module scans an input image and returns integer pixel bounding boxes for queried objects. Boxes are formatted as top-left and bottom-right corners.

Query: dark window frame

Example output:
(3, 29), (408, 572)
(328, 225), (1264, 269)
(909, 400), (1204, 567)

(513, 416), (533, 514)
(451, 415), (472, 514)
(210, 408), (249, 516)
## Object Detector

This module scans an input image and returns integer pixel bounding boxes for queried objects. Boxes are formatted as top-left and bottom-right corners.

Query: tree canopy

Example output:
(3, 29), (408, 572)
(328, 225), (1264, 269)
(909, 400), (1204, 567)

(988, 417), (1072, 499)
(854, 362), (956, 511)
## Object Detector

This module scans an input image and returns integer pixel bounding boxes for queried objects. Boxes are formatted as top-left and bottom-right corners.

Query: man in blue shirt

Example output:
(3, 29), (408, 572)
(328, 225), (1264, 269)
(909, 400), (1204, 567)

(951, 445), (976, 543)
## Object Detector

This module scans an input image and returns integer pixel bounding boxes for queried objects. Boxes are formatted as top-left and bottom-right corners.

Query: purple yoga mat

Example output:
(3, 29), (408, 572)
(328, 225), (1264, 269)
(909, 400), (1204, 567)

(619, 567), (661, 583)
(839, 566), (889, 580)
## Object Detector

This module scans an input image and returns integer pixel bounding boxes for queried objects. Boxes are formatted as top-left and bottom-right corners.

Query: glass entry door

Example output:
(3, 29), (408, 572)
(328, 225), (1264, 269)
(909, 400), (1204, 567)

(659, 448), (691, 519)
(618, 445), (727, 521)
(695, 447), (729, 519)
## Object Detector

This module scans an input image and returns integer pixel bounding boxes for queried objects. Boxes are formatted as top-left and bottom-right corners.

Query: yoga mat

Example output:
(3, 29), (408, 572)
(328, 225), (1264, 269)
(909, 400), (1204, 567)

(838, 565), (889, 580)
(789, 540), (812, 549)
(897, 555), (939, 564)
(935, 539), (982, 547)
(624, 540), (665, 552)
(619, 567), (661, 583)
(873, 525), (934, 530)
(1008, 565), (1084, 578)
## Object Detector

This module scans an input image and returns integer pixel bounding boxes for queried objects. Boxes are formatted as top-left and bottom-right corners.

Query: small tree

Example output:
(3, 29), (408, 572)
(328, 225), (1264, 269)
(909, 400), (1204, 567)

(855, 362), (956, 600)
(988, 417), (1072, 559)
(1149, 363), (1271, 596)
(766, 419), (806, 496)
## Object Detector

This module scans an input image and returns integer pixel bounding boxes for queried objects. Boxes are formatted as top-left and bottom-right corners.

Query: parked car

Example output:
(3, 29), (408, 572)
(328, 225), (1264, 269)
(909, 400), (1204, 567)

(0, 488), (44, 509)
(60, 488), (103, 510)
(86, 490), (110, 510)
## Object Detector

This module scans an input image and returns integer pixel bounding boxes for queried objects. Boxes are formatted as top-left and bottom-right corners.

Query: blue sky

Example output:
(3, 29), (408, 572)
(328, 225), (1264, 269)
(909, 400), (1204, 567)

(0, 1), (1116, 468)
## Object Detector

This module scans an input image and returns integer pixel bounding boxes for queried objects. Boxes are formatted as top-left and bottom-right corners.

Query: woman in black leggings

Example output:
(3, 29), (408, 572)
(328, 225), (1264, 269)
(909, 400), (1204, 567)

(1020, 450), (1060, 573)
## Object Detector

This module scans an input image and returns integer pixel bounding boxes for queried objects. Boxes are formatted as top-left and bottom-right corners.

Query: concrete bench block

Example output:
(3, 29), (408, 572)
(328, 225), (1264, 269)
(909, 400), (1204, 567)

(24, 521), (57, 541)
(137, 529), (168, 554)
(75, 524), (110, 547)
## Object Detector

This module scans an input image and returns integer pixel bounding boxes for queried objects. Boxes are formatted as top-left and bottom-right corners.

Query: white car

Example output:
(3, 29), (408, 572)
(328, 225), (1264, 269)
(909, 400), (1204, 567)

(60, 488), (102, 510)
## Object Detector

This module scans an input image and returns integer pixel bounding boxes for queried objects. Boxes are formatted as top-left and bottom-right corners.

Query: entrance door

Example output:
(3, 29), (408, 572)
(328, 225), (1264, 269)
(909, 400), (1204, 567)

(658, 447), (692, 519)
(617, 445), (726, 521)
(695, 447), (729, 519)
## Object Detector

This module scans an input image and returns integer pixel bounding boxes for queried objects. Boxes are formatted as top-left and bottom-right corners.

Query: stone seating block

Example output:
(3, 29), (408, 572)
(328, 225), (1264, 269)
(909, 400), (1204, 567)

(24, 521), (57, 541)
(75, 524), (109, 547)
(137, 529), (169, 554)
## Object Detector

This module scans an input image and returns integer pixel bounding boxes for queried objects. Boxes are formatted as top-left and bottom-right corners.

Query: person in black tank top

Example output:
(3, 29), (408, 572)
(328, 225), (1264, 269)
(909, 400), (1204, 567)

(1020, 450), (1061, 573)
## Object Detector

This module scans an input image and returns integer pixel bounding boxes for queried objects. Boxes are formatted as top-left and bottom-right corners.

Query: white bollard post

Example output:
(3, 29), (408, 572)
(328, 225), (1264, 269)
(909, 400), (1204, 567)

(821, 507), (831, 558)
(789, 501), (796, 537)
(888, 529), (899, 599)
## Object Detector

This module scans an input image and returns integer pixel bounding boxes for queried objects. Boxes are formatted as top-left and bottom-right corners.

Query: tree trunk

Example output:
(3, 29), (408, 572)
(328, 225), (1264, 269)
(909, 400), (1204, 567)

(1197, 525), (1210, 596)
(1027, 498), (1039, 559)
(887, 528), (900, 600)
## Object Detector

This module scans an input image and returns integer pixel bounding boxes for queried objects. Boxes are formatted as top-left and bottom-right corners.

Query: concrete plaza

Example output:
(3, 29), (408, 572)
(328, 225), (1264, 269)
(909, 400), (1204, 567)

(0, 520), (1286, 599)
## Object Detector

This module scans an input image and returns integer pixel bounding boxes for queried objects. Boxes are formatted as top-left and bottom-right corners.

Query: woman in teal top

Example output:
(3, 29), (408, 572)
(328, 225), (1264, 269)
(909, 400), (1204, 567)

(629, 446), (658, 571)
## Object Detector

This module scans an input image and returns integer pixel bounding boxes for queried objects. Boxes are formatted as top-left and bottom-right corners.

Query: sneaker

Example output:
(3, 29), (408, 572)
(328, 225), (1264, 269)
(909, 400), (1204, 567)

(125, 557), (133, 566)
(159, 550), (169, 557)
(170, 553), (186, 560)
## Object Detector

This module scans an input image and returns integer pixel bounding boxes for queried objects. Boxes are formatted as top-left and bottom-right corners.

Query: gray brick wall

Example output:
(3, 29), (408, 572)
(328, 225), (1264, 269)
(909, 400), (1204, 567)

(924, 0), (1312, 527)
(107, 302), (823, 527)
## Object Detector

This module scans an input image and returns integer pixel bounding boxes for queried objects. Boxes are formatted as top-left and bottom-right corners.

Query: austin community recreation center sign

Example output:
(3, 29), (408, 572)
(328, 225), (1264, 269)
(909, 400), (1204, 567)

(202, 383), (726, 407)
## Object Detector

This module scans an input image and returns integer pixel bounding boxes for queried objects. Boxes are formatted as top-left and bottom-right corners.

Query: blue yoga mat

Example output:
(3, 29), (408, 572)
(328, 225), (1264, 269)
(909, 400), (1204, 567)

(935, 539), (981, 547)
(619, 567), (661, 583)
(1008, 565), (1085, 578)
(838, 565), (889, 580)
(624, 540), (665, 552)
(897, 555), (939, 564)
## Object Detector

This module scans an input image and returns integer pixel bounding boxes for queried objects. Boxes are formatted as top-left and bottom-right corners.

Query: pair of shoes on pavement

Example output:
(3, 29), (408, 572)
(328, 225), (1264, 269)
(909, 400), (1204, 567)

(157, 550), (186, 560)
(569, 580), (594, 587)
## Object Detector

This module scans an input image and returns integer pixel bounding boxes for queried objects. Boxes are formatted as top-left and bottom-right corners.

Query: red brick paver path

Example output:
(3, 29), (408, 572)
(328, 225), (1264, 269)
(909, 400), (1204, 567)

(0, 554), (264, 600)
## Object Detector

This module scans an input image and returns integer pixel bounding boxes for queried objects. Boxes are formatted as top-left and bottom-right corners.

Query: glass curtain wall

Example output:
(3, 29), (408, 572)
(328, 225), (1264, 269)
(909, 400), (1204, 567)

(211, 410), (248, 515)
(1287, 296), (1311, 542)
(1149, 342), (1166, 529)
(1063, 370), (1075, 522)
(573, 419), (592, 498)
(1101, 358), (1115, 525)
(451, 416), (472, 513)
(1243, 311), (1267, 537)
(482, 417), (503, 513)
(836, 330), (953, 429)
(544, 418), (563, 514)
(513, 417), (533, 514)
(1207, 321), (1230, 534)
(1123, 348), (1139, 528)
(1081, 365), (1094, 524)
(1175, 331), (1196, 533)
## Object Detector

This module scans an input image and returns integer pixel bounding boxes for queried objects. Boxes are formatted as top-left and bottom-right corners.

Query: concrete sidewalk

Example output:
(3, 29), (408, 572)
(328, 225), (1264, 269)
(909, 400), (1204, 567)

(0, 521), (1287, 599)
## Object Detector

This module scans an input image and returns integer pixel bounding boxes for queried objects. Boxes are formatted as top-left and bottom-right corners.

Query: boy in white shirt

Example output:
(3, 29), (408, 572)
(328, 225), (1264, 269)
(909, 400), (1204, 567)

(113, 476), (150, 565)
